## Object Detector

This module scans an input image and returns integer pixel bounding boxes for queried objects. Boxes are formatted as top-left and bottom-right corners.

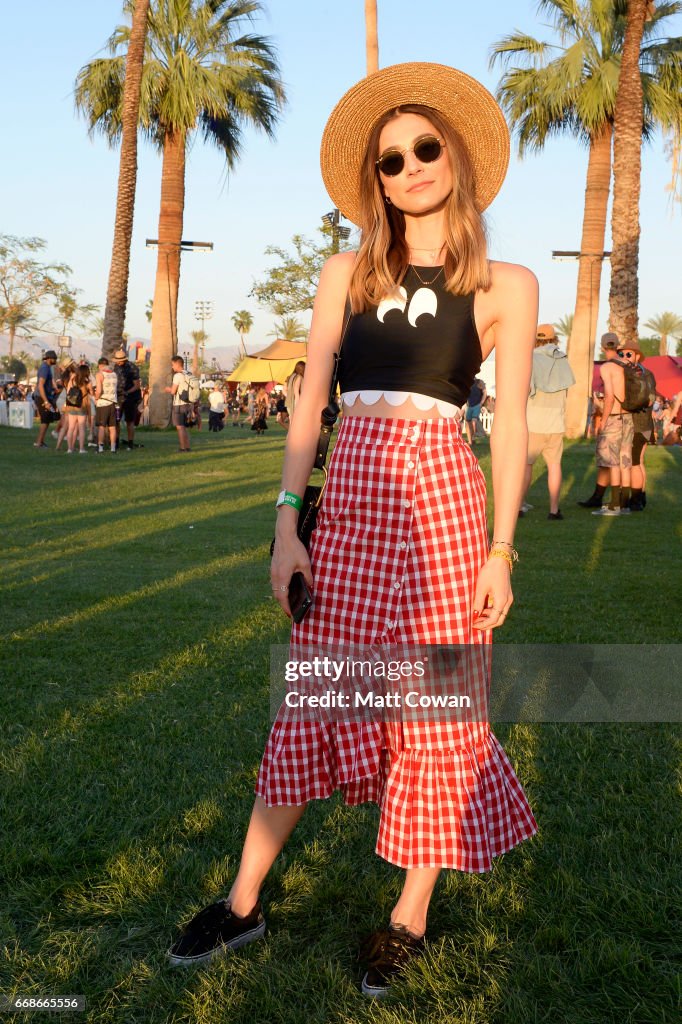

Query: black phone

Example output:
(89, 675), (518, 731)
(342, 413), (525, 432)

(288, 572), (312, 623)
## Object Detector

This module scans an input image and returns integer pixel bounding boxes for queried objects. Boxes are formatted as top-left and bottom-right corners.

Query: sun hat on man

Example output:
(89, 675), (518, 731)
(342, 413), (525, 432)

(113, 348), (128, 361)
(618, 339), (642, 356)
(320, 62), (510, 227)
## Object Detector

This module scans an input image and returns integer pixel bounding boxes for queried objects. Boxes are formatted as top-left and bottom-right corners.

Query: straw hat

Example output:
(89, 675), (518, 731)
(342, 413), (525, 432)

(113, 348), (127, 361)
(320, 62), (510, 226)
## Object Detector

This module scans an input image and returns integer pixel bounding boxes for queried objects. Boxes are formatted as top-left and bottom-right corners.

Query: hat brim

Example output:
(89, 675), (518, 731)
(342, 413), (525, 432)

(320, 62), (510, 226)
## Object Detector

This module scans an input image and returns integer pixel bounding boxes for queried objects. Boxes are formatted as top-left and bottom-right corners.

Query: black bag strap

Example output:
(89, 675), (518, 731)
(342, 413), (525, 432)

(312, 298), (352, 472)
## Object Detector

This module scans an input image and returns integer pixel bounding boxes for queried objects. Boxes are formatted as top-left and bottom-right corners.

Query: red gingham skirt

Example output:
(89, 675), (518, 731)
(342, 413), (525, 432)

(256, 416), (537, 870)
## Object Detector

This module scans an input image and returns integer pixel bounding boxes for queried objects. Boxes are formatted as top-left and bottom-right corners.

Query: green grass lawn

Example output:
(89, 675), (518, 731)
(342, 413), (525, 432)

(0, 422), (680, 1023)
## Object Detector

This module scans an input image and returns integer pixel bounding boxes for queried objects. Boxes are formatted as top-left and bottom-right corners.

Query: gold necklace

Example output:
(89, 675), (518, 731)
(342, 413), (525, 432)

(408, 242), (446, 262)
(410, 264), (444, 287)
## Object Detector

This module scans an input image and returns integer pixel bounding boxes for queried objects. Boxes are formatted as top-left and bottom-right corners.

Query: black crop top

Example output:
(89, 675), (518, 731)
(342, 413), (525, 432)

(338, 266), (482, 408)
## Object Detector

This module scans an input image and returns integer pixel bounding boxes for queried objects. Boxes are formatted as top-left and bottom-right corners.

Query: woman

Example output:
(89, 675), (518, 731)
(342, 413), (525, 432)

(285, 360), (306, 421)
(168, 63), (538, 996)
(64, 364), (91, 454)
(251, 386), (269, 434)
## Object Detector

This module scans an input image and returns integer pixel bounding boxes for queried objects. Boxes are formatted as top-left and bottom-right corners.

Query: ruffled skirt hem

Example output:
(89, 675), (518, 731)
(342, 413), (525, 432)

(255, 721), (537, 871)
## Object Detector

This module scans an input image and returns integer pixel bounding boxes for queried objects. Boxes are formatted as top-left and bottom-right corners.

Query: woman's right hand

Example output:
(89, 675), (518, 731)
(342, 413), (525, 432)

(271, 527), (313, 619)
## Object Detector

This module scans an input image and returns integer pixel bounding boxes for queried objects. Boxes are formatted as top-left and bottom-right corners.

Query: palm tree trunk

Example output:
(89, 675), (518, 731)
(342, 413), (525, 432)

(101, 0), (150, 361)
(659, 332), (668, 356)
(564, 123), (613, 438)
(608, 0), (649, 347)
(8, 325), (15, 360)
(149, 129), (186, 427)
(365, 0), (379, 75)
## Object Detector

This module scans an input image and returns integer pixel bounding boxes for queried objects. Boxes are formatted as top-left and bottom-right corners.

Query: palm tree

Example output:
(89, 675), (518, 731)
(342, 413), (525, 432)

(608, 1), (655, 345)
(269, 315), (307, 341)
(365, 0), (379, 74)
(145, 298), (153, 323)
(190, 328), (208, 374)
(75, 1), (285, 426)
(490, 0), (682, 437)
(98, 0), (150, 361)
(644, 311), (682, 354)
(554, 313), (574, 344)
(231, 309), (253, 356)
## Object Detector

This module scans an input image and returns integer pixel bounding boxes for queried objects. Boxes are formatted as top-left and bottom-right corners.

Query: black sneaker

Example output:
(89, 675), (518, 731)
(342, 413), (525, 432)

(578, 495), (603, 508)
(167, 899), (265, 967)
(360, 923), (426, 998)
(547, 510), (564, 520)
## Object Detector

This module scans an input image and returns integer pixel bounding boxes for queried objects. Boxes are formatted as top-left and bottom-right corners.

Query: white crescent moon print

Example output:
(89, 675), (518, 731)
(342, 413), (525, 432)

(376, 286), (408, 323)
(407, 288), (438, 327)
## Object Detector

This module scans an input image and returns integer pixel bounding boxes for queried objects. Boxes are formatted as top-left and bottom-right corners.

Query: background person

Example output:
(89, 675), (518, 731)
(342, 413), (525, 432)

(464, 376), (486, 444)
(251, 386), (269, 434)
(521, 323), (575, 520)
(94, 357), (118, 453)
(208, 381), (225, 431)
(616, 341), (656, 511)
(285, 361), (306, 421)
(168, 62), (538, 998)
(165, 355), (192, 452)
(32, 349), (58, 449)
(114, 347), (143, 450)
(590, 332), (633, 516)
(64, 364), (91, 454)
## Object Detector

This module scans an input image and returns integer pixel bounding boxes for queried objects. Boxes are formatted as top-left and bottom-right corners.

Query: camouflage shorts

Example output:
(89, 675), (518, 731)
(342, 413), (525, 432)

(596, 414), (634, 469)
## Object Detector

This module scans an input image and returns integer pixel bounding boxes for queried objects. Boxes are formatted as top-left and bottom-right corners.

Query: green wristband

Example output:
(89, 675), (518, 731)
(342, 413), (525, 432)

(276, 489), (303, 511)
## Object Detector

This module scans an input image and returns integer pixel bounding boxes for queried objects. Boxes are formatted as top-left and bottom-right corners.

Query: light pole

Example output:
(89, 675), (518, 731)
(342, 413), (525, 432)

(322, 208), (351, 254)
(194, 299), (214, 336)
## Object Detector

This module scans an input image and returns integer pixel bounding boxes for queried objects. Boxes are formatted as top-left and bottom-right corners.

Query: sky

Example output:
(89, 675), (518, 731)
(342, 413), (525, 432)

(1, 0), (681, 365)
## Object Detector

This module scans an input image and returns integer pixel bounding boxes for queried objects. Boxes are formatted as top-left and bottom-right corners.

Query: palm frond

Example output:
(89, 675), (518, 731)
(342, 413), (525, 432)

(74, 0), (285, 159)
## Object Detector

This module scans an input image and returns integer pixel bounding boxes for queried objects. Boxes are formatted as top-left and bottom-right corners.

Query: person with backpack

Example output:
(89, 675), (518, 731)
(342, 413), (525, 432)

(113, 348), (143, 451)
(588, 333), (634, 516)
(521, 324), (576, 520)
(165, 355), (197, 452)
(616, 341), (657, 511)
(64, 364), (91, 454)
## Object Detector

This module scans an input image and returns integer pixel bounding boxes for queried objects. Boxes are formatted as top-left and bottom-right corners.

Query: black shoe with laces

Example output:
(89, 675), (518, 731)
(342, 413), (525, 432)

(167, 899), (265, 967)
(360, 923), (426, 998)
(547, 510), (564, 520)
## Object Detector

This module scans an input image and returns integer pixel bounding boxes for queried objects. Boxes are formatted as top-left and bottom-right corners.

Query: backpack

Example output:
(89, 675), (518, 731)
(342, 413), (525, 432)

(616, 360), (655, 413)
(179, 372), (201, 404)
(66, 386), (83, 408)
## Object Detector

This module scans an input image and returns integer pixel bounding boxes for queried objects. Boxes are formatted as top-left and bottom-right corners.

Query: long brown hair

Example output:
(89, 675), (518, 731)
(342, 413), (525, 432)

(349, 104), (490, 312)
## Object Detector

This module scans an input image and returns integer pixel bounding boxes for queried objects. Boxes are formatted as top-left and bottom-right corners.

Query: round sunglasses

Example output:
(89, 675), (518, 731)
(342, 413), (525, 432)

(375, 135), (446, 177)
(617, 350), (637, 359)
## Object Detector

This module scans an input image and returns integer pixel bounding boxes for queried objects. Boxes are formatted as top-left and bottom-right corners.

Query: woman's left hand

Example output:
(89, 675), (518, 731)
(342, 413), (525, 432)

(472, 556), (513, 631)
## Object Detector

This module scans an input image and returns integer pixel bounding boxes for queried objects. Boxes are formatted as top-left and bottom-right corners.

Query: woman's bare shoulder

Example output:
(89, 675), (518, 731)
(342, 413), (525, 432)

(488, 259), (538, 293)
(321, 250), (357, 284)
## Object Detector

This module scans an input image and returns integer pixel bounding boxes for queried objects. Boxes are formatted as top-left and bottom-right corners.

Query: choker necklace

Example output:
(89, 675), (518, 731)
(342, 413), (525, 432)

(408, 241), (446, 261)
(410, 264), (444, 287)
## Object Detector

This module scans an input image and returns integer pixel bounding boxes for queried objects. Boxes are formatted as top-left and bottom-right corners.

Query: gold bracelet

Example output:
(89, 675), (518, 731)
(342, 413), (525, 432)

(488, 548), (515, 572)
(490, 541), (519, 560)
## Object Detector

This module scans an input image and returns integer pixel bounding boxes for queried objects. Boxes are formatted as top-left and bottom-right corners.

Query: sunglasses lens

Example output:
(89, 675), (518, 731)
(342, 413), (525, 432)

(414, 137), (443, 163)
(378, 152), (404, 176)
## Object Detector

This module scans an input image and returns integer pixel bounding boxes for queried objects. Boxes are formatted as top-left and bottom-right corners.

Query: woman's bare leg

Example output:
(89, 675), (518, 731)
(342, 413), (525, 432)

(227, 796), (307, 916)
(390, 867), (441, 938)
